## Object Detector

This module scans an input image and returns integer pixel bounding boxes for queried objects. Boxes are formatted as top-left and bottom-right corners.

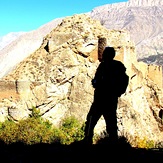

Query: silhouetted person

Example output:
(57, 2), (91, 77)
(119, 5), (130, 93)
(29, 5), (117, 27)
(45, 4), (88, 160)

(83, 46), (129, 144)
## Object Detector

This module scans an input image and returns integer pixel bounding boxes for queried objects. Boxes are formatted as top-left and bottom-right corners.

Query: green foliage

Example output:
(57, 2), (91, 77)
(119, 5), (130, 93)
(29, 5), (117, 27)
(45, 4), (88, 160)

(0, 120), (19, 144)
(0, 115), (84, 145)
(0, 114), (160, 149)
(59, 116), (84, 144)
(131, 136), (155, 149)
(29, 106), (41, 118)
(0, 117), (61, 145)
(17, 117), (59, 145)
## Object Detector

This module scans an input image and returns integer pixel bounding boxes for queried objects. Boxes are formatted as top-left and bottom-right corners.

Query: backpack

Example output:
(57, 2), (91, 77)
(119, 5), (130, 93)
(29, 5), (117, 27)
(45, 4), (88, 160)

(92, 60), (129, 97)
(118, 71), (129, 96)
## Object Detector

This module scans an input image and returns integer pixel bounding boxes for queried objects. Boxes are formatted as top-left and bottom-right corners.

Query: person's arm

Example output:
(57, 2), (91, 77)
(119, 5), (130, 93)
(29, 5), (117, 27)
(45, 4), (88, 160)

(92, 63), (104, 88)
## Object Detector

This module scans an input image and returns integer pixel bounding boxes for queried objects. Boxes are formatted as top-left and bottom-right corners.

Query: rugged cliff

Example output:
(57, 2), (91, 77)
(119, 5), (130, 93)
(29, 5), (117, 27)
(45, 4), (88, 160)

(90, 0), (163, 60)
(0, 14), (162, 146)
(0, 0), (162, 79)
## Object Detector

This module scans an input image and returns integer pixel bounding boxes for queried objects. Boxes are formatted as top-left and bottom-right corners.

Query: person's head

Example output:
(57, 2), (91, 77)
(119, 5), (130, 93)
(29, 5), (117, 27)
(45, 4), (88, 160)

(102, 47), (115, 62)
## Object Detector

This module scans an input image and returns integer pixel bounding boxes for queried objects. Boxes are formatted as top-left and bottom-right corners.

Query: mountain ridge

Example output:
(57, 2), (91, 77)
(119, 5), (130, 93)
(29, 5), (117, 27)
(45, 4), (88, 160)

(0, 0), (162, 78)
(90, 1), (163, 60)
(0, 13), (162, 146)
(0, 18), (62, 78)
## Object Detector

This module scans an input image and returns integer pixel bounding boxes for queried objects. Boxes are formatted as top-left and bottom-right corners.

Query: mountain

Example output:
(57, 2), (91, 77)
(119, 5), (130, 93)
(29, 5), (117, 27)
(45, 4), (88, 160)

(0, 0), (162, 78)
(0, 32), (25, 51)
(0, 18), (62, 78)
(0, 14), (163, 146)
(89, 0), (163, 61)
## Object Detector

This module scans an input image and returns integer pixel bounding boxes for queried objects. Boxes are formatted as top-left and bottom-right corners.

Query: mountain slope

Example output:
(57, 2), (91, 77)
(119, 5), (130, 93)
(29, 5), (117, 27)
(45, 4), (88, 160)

(0, 32), (25, 51)
(90, 0), (163, 60)
(0, 18), (62, 78)
(0, 0), (162, 78)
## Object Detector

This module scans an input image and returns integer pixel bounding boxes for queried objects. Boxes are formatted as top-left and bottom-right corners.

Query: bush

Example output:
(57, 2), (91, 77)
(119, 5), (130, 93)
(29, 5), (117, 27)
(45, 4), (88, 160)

(0, 115), (84, 145)
(130, 136), (155, 149)
(17, 117), (60, 145)
(59, 116), (84, 144)
(0, 120), (19, 144)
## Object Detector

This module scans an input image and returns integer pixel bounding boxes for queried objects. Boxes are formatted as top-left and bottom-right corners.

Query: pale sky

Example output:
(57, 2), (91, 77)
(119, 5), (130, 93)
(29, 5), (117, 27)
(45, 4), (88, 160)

(0, 0), (128, 37)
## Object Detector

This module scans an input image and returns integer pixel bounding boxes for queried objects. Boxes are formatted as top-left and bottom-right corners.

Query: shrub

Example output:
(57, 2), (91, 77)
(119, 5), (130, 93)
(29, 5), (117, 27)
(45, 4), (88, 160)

(17, 117), (59, 145)
(130, 136), (155, 149)
(0, 115), (85, 145)
(59, 116), (85, 144)
(0, 120), (19, 144)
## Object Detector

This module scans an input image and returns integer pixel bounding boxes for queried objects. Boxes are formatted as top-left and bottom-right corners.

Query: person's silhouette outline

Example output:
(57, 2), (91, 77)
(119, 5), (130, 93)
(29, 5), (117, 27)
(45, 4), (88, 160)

(83, 46), (128, 144)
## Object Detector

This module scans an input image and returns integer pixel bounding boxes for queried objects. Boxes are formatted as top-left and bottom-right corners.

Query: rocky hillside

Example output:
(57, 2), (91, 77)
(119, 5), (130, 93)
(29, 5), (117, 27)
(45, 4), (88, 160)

(89, 0), (163, 61)
(0, 14), (163, 147)
(0, 0), (162, 79)
(0, 32), (25, 51)
(0, 18), (62, 78)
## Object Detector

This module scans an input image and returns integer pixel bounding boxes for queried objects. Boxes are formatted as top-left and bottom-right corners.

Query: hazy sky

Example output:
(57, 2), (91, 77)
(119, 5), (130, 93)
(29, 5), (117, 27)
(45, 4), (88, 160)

(0, 0), (128, 37)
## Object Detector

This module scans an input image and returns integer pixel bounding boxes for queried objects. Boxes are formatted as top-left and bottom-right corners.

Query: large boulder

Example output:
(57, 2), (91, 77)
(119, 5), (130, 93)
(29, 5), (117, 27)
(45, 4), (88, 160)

(0, 14), (162, 146)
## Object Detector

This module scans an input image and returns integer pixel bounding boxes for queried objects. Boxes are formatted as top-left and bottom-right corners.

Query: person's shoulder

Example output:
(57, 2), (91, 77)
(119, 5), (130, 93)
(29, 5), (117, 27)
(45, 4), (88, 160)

(113, 60), (125, 67)
(113, 60), (126, 69)
(113, 60), (123, 65)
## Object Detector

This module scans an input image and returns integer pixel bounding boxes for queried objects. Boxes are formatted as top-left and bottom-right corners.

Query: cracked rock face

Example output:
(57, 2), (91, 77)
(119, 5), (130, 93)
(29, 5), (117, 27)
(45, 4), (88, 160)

(90, 0), (163, 62)
(0, 0), (162, 79)
(0, 14), (163, 146)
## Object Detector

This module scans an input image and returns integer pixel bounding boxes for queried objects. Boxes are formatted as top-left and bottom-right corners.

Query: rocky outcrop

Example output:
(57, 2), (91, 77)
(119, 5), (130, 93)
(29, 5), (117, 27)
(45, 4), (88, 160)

(0, 0), (162, 80)
(128, 0), (163, 6)
(90, 0), (163, 61)
(0, 14), (163, 146)
(0, 18), (62, 78)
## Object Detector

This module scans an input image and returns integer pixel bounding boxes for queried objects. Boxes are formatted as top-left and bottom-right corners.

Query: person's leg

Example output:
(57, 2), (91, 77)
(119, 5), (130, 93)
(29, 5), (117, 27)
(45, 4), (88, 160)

(84, 102), (102, 144)
(103, 98), (118, 142)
